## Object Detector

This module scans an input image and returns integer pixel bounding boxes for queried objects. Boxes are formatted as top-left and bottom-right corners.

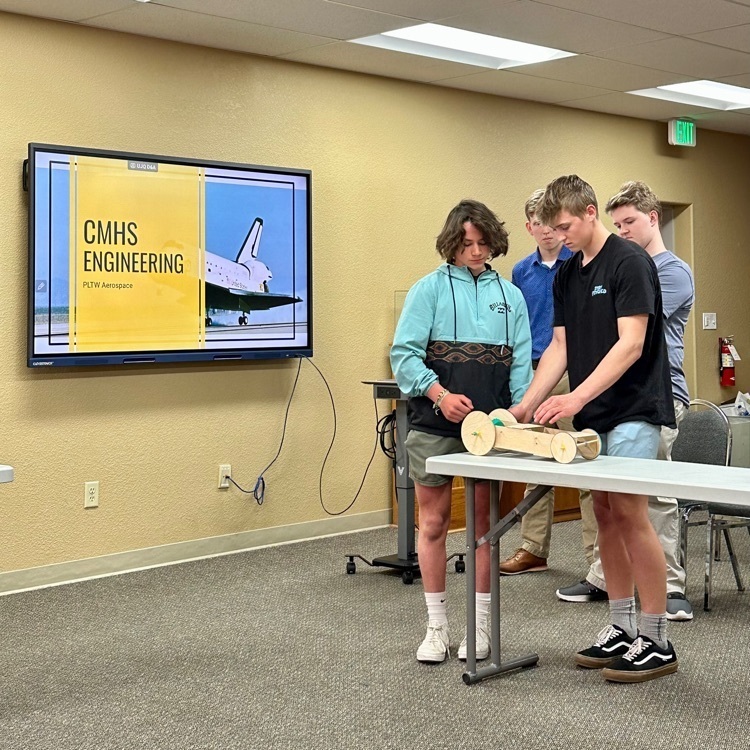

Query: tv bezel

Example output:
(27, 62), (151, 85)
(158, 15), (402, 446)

(26, 142), (313, 368)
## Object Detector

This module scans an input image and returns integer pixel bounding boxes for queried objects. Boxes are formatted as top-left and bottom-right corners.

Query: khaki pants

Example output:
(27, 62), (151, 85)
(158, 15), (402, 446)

(518, 372), (596, 563)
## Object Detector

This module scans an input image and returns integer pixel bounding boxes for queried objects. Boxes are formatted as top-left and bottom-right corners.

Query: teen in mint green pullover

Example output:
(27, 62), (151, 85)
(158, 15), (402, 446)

(389, 200), (532, 665)
(392, 261), (532, 437)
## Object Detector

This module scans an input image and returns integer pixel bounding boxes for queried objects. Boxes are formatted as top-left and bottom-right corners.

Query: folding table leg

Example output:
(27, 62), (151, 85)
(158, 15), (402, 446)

(489, 480), (500, 667)
(705, 518), (713, 611)
(464, 478), (477, 678)
(462, 479), (545, 685)
(723, 527), (745, 592)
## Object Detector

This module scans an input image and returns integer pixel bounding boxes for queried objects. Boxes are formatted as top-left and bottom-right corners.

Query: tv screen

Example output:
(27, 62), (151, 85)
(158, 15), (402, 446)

(27, 143), (312, 367)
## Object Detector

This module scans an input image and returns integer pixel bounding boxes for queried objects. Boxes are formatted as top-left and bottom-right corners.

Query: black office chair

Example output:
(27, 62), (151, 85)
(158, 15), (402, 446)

(672, 398), (747, 611)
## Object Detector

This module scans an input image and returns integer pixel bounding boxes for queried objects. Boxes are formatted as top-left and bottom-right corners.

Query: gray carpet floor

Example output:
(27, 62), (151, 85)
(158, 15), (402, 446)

(1, 517), (749, 750)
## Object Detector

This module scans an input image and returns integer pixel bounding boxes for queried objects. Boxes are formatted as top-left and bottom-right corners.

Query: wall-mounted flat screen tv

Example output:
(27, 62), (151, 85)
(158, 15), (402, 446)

(27, 143), (312, 367)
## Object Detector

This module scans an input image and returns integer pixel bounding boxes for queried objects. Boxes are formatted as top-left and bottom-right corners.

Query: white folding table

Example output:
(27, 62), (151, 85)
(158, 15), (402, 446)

(425, 451), (750, 685)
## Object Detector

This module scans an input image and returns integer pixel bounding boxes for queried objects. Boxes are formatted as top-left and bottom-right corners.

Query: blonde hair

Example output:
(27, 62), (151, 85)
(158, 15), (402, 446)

(535, 175), (598, 227)
(524, 188), (545, 221)
(605, 180), (662, 224)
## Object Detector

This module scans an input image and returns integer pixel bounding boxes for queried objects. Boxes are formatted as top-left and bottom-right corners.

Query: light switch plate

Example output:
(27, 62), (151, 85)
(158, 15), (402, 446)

(703, 313), (717, 330)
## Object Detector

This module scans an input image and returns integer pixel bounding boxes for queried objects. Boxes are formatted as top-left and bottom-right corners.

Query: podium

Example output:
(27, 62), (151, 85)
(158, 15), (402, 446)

(346, 380), (420, 583)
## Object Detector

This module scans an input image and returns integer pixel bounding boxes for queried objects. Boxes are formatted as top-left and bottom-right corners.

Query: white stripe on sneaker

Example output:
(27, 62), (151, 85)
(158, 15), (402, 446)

(632, 652), (673, 666)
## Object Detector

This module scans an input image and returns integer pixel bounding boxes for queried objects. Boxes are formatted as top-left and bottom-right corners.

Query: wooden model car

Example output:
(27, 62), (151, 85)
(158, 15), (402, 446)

(461, 409), (601, 464)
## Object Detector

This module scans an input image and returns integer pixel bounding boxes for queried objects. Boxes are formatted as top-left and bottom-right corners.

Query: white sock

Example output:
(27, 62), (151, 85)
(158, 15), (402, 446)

(424, 591), (448, 627)
(476, 593), (491, 624)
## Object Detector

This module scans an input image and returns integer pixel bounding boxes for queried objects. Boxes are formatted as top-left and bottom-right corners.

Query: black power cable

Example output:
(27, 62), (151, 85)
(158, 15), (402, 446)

(376, 410), (397, 462)
(304, 357), (380, 516)
(225, 357), (303, 504)
(229, 356), (389, 515)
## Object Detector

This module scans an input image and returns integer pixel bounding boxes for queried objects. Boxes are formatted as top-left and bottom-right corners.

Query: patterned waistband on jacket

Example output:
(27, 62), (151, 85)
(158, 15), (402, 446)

(426, 340), (512, 365)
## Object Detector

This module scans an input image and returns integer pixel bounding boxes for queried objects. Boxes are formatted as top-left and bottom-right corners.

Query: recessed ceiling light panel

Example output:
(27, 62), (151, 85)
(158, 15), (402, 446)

(628, 80), (750, 111)
(351, 23), (575, 70)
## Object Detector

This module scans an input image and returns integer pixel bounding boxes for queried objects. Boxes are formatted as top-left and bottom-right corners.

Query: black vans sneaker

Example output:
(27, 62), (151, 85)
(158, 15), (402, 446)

(575, 624), (636, 669)
(602, 636), (678, 683)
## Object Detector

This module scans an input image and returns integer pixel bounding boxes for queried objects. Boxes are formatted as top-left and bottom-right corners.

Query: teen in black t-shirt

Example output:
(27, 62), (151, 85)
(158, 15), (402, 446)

(553, 233), (675, 434)
(511, 175), (678, 684)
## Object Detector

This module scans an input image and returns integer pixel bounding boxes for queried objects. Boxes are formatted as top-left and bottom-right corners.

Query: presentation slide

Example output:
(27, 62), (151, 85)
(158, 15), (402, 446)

(71, 156), (203, 351)
(31, 147), (310, 364)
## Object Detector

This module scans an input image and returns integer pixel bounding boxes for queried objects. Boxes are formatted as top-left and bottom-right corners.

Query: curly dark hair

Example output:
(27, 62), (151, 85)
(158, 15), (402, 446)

(436, 199), (509, 263)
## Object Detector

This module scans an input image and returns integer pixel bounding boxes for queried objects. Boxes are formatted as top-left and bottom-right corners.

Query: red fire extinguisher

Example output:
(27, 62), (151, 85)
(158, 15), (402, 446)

(720, 336), (736, 387)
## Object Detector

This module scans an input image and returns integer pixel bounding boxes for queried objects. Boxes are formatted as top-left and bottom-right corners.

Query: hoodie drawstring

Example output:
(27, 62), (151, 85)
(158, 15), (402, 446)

(496, 276), (510, 348)
(448, 265), (458, 343)
(448, 267), (511, 351)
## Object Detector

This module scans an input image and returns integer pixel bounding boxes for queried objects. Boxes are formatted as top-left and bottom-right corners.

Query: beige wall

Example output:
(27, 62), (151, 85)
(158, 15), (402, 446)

(1, 13), (749, 573)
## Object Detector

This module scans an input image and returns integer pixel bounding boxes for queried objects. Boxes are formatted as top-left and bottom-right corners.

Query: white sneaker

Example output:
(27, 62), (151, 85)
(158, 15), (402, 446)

(416, 621), (450, 663)
(458, 618), (490, 661)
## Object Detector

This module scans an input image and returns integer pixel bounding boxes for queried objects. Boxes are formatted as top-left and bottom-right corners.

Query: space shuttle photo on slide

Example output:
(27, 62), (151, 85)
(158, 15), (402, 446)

(204, 217), (301, 326)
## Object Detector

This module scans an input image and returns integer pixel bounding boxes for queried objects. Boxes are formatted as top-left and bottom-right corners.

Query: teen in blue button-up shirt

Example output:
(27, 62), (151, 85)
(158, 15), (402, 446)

(511, 242), (573, 360)
(512, 241), (573, 361)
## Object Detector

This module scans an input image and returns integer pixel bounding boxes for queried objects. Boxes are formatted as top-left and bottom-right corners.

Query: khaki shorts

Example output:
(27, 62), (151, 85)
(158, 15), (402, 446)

(405, 430), (465, 487)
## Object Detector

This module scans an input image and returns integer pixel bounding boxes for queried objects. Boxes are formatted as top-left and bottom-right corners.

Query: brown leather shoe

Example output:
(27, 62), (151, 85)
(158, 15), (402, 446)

(499, 548), (548, 576)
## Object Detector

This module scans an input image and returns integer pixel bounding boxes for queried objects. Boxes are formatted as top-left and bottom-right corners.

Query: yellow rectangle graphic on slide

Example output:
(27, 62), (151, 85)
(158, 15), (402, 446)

(70, 156), (204, 351)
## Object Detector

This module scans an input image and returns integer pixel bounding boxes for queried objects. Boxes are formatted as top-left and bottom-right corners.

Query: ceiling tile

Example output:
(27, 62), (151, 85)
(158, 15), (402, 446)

(86, 5), (333, 56)
(517, 55), (692, 92)
(325, 0), (505, 22)
(558, 91), (715, 120)
(281, 40), (486, 81)
(435, 68), (611, 103)
(559, 94), (750, 135)
(689, 24), (750, 54)
(2, 0), (750, 140)
(439, 0), (669, 54)
(690, 110), (750, 136)
(596, 37), (750, 78)
(158, 0), (414, 39)
(0, 0), (132, 21)
(535, 0), (750, 36)
(717, 72), (750, 87)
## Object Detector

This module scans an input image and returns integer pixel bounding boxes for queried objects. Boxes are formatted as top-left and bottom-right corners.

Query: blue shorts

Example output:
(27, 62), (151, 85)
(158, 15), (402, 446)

(599, 421), (661, 459)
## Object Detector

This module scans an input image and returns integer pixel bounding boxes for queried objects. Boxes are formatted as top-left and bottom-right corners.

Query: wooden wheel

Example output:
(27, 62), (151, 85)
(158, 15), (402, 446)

(550, 432), (577, 463)
(461, 411), (496, 456)
(487, 408), (517, 427)
(577, 429), (602, 460)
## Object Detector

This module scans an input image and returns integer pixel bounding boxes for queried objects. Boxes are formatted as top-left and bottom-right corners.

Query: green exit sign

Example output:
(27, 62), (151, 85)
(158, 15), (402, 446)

(668, 118), (696, 147)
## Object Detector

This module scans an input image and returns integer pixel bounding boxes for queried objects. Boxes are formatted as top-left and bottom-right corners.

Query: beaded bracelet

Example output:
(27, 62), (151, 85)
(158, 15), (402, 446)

(433, 389), (449, 415)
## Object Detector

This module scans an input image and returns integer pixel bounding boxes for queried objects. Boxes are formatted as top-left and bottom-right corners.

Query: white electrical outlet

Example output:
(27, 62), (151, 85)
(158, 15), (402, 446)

(218, 464), (231, 489)
(84, 480), (99, 508)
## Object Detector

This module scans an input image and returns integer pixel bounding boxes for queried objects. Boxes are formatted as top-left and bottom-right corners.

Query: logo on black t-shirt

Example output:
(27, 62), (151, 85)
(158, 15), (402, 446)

(592, 285), (608, 296)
